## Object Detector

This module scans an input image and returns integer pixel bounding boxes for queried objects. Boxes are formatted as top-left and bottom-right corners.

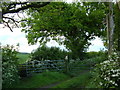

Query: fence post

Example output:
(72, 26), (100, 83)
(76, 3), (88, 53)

(26, 62), (28, 76)
(0, 8), (2, 24)
(65, 56), (69, 74)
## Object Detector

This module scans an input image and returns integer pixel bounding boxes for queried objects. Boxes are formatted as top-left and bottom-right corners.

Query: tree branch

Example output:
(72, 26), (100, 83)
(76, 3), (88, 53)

(3, 20), (13, 32)
(3, 2), (50, 15)
(3, 16), (20, 27)
(3, 16), (19, 23)
(6, 2), (28, 10)
(1, 2), (50, 32)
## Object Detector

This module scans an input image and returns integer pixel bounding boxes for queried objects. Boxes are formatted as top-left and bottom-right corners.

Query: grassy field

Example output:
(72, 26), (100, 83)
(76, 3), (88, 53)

(12, 71), (70, 88)
(17, 53), (30, 64)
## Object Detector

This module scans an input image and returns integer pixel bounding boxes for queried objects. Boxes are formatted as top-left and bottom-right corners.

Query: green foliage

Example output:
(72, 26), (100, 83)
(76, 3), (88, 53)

(90, 52), (120, 88)
(86, 50), (108, 59)
(88, 4), (120, 88)
(31, 45), (68, 60)
(86, 51), (100, 59)
(87, 3), (120, 88)
(2, 45), (20, 88)
(114, 4), (120, 52)
(12, 71), (70, 88)
(21, 2), (106, 59)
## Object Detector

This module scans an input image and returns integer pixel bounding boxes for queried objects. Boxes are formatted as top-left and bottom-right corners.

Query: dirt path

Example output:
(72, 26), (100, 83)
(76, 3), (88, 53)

(41, 82), (61, 88)
(36, 81), (63, 89)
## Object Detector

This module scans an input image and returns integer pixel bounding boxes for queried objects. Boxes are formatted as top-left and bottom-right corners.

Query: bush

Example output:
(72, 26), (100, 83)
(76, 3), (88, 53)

(90, 52), (120, 88)
(2, 44), (20, 88)
(86, 50), (107, 59)
(31, 45), (68, 60)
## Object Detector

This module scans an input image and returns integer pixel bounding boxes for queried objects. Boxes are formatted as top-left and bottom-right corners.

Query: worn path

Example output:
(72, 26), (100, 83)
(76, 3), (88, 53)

(36, 69), (92, 89)
(41, 82), (61, 88)
(36, 81), (64, 89)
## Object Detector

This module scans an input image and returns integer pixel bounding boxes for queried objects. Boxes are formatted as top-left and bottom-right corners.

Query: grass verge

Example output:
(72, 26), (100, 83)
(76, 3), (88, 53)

(12, 71), (70, 88)
(53, 72), (92, 88)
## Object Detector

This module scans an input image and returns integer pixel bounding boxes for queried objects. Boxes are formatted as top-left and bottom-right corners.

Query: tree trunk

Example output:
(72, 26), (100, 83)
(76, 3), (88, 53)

(107, 2), (114, 56)
(118, 1), (120, 10)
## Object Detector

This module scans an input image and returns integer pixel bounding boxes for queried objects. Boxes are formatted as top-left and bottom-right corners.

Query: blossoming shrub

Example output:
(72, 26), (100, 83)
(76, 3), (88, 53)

(91, 52), (120, 88)
(2, 45), (20, 88)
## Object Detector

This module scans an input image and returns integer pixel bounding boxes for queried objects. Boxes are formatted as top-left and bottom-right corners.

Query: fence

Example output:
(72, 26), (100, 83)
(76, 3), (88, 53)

(18, 59), (94, 77)
(68, 60), (94, 76)
(19, 60), (65, 76)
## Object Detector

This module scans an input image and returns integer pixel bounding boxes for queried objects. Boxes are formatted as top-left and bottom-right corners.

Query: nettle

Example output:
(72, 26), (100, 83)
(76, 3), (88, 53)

(2, 44), (20, 88)
(92, 51), (120, 88)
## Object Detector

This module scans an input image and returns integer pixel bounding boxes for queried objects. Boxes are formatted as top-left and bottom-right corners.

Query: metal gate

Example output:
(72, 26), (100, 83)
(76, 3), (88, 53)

(19, 60), (65, 76)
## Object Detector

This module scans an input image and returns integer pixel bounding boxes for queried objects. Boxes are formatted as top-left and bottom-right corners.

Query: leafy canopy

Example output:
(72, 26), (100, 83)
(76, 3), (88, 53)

(21, 2), (106, 59)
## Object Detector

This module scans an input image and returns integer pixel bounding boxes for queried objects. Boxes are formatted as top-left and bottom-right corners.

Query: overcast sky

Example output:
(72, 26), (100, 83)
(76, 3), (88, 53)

(0, 24), (106, 53)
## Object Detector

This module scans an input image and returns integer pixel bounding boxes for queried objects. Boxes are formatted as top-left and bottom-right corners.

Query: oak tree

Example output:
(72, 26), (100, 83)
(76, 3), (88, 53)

(21, 2), (106, 59)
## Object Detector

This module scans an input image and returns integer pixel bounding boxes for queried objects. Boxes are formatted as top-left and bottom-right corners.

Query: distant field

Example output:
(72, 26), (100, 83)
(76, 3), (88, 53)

(17, 53), (30, 64)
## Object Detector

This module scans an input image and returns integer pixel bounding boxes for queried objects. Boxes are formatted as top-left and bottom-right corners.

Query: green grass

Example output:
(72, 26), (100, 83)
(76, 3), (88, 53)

(17, 53), (30, 64)
(56, 56), (106, 88)
(53, 72), (92, 88)
(12, 71), (70, 88)
(13, 56), (104, 88)
(85, 78), (98, 88)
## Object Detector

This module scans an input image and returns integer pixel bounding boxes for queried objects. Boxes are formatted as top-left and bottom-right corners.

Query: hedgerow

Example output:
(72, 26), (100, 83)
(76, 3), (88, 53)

(2, 44), (20, 88)
(91, 51), (120, 88)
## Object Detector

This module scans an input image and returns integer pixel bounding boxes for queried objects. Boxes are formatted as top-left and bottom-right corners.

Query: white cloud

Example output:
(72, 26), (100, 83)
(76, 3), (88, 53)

(88, 37), (106, 52)
(90, 37), (103, 46)
(46, 40), (67, 50)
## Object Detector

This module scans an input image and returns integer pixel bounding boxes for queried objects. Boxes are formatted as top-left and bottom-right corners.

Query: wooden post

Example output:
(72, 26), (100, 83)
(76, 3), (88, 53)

(65, 56), (69, 74)
(0, 9), (2, 24)
(26, 62), (28, 76)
